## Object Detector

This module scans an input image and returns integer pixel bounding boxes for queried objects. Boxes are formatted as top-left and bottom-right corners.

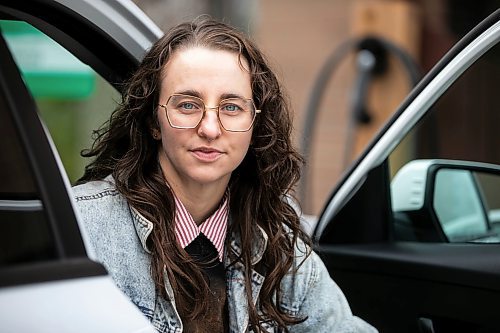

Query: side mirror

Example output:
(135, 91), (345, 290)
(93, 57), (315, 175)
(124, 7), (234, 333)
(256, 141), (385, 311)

(391, 159), (500, 243)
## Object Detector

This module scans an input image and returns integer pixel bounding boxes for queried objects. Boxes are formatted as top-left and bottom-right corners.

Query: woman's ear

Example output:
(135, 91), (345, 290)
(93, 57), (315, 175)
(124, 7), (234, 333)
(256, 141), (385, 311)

(151, 128), (161, 140)
(147, 118), (161, 140)
(149, 110), (162, 140)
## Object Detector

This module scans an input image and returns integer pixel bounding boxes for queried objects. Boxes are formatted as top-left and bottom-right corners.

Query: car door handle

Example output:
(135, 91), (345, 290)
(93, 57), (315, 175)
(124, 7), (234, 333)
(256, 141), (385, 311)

(418, 317), (435, 333)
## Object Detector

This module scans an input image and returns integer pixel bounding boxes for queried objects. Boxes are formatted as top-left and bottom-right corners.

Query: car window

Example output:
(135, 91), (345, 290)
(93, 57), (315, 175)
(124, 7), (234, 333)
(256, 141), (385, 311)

(389, 41), (500, 243)
(0, 20), (119, 183)
(0, 88), (57, 267)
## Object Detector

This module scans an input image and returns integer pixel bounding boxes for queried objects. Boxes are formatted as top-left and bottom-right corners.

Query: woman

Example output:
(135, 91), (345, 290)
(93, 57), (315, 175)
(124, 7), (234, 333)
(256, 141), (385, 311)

(73, 17), (377, 333)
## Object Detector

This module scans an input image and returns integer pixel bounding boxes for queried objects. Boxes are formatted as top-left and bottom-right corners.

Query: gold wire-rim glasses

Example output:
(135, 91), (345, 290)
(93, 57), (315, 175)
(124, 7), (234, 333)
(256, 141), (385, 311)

(158, 94), (261, 132)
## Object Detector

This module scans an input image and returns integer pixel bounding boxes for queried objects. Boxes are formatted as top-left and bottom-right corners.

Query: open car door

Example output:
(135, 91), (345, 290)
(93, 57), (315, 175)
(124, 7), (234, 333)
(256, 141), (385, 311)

(315, 9), (500, 333)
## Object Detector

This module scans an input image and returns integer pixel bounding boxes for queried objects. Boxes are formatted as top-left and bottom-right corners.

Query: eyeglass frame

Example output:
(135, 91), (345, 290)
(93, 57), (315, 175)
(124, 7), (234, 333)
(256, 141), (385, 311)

(158, 94), (261, 132)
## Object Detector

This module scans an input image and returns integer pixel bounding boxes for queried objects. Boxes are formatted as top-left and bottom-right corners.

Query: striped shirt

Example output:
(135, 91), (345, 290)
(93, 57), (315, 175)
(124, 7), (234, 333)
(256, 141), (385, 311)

(173, 192), (229, 262)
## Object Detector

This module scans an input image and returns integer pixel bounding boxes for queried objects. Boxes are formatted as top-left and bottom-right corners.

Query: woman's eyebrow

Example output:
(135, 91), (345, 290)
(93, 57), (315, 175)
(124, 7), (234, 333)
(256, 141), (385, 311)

(174, 90), (248, 100)
(220, 93), (247, 100)
(174, 89), (202, 98)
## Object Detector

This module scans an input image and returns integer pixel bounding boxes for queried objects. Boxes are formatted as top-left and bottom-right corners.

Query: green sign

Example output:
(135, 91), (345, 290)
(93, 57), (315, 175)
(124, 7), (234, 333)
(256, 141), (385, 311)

(0, 20), (95, 99)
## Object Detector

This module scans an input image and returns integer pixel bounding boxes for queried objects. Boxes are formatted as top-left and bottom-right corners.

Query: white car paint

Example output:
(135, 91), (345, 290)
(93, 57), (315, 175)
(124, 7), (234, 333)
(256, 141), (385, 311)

(0, 275), (156, 333)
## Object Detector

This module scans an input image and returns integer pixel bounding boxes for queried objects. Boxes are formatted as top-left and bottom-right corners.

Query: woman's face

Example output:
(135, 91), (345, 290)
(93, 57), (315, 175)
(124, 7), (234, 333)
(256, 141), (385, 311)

(156, 46), (253, 190)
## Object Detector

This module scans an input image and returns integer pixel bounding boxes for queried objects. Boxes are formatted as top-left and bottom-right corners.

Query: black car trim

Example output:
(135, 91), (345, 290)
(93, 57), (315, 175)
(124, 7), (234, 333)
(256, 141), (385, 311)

(318, 161), (392, 244)
(315, 9), (500, 239)
(0, 30), (87, 258)
(0, 258), (107, 288)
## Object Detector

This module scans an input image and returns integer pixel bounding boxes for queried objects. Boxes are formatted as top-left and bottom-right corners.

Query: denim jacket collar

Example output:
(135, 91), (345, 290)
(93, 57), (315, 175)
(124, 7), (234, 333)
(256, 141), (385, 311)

(130, 206), (154, 254)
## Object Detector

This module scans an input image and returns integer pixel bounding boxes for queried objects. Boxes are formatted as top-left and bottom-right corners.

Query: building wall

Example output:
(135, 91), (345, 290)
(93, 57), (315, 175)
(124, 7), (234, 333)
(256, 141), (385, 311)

(256, 0), (425, 214)
(255, 1), (353, 214)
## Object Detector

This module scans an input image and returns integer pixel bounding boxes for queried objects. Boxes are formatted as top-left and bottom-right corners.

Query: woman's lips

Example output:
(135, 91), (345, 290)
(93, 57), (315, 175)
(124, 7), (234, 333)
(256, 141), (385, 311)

(190, 147), (223, 162)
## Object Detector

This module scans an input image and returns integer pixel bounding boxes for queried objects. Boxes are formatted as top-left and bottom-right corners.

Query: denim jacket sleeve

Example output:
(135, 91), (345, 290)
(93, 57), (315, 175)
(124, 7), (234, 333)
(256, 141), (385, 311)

(281, 243), (378, 333)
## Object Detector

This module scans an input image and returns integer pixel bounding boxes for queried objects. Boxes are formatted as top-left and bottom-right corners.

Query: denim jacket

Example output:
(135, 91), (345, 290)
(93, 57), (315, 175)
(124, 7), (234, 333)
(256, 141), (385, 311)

(73, 177), (377, 333)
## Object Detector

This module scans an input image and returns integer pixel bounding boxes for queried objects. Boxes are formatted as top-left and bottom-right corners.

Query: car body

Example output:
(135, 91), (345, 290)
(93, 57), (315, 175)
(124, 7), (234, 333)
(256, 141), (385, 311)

(1, 1), (500, 332)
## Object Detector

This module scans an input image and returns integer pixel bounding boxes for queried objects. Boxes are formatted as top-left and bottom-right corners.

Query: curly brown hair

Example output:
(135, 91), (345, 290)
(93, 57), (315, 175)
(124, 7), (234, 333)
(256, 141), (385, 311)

(79, 16), (309, 332)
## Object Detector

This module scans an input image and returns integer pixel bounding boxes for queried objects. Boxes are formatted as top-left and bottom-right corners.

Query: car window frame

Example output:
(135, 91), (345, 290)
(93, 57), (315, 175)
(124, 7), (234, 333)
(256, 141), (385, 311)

(0, 29), (86, 255)
(0, 0), (162, 91)
(0, 1), (150, 287)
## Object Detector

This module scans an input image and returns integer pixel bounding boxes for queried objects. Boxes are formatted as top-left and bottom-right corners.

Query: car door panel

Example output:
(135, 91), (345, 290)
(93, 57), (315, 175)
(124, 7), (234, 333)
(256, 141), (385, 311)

(321, 243), (500, 332)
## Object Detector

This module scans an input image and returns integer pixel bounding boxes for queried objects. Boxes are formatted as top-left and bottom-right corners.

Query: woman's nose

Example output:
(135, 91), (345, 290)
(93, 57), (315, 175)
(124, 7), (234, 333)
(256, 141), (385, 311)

(197, 108), (221, 140)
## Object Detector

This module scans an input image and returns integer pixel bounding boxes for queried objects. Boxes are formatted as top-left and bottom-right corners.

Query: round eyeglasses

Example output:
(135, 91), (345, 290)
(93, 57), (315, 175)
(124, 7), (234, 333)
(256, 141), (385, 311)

(159, 94), (261, 132)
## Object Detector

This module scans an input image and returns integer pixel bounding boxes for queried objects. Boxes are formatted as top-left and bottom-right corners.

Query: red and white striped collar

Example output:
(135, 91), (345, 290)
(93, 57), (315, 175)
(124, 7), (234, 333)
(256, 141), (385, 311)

(173, 191), (229, 262)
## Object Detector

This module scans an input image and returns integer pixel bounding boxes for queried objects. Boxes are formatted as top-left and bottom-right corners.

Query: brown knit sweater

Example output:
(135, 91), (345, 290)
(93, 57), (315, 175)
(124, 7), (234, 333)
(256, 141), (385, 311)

(180, 233), (228, 333)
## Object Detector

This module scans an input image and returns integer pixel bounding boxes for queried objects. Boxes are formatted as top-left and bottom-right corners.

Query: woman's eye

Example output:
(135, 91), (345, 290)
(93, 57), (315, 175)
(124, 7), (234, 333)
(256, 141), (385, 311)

(179, 102), (198, 110)
(222, 104), (241, 112)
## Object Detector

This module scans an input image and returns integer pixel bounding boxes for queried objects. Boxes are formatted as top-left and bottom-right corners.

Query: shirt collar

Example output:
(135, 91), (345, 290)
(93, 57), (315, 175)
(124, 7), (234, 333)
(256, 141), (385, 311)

(173, 191), (229, 262)
(130, 191), (268, 265)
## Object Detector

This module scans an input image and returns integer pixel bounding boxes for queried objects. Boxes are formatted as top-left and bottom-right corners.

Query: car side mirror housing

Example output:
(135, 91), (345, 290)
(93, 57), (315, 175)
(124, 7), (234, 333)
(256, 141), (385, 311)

(391, 159), (500, 243)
